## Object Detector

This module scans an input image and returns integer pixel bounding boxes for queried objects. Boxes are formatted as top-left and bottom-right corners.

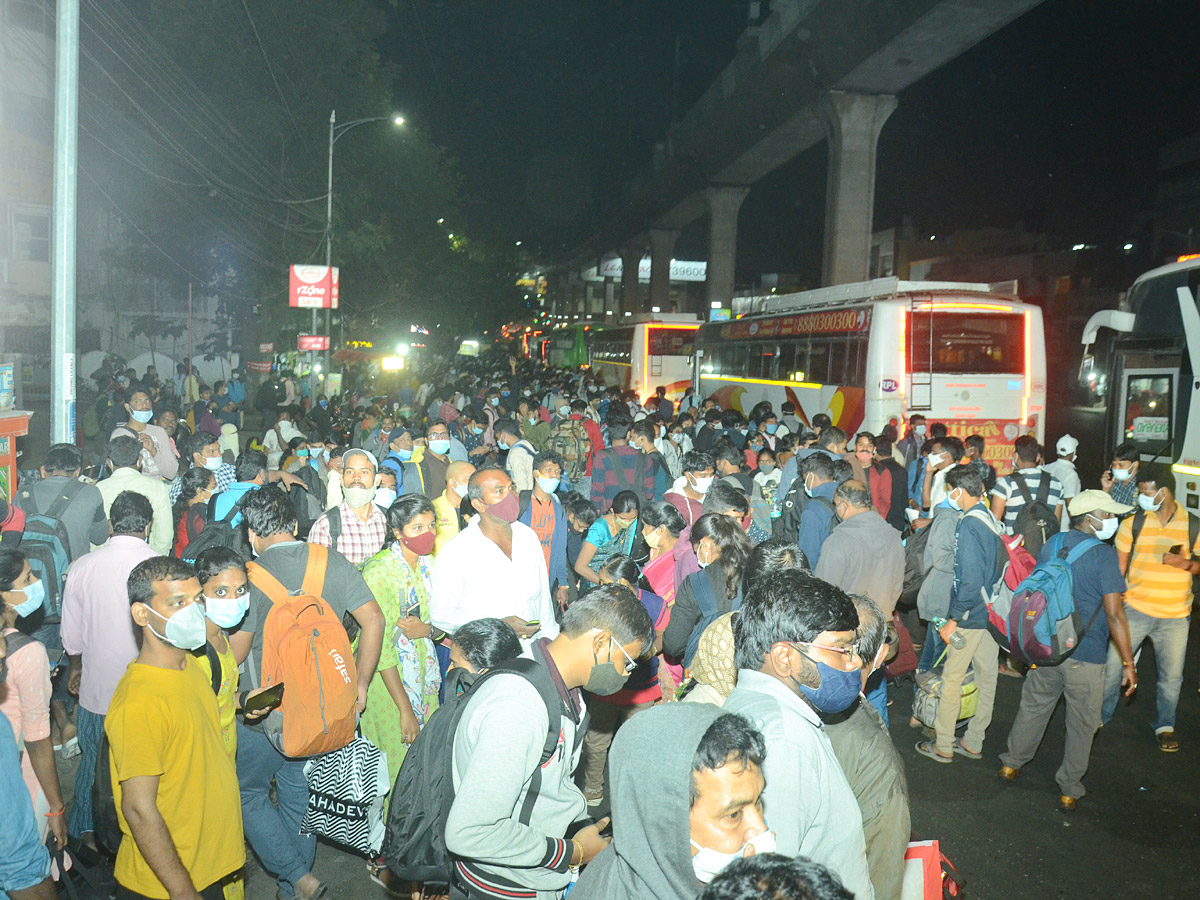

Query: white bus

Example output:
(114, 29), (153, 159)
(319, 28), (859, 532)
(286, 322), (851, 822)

(695, 278), (1046, 470)
(1081, 255), (1200, 511)
(589, 314), (701, 402)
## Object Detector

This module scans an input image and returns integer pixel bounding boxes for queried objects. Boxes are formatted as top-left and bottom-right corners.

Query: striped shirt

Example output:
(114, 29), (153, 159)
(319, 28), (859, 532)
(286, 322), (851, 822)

(1115, 505), (1200, 618)
(990, 467), (1064, 529)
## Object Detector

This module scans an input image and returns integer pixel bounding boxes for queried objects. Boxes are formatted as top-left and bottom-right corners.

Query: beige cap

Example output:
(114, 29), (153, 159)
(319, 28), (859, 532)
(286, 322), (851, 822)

(1068, 489), (1132, 517)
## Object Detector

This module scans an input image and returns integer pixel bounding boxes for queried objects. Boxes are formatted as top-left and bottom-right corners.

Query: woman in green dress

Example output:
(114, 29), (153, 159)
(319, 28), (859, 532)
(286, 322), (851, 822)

(359, 493), (441, 796)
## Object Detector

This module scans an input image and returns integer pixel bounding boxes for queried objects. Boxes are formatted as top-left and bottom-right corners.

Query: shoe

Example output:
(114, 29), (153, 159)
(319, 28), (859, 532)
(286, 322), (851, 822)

(915, 741), (953, 764)
(953, 737), (982, 760)
(998, 765), (1020, 782)
(55, 736), (80, 760)
(583, 789), (604, 807)
(1157, 731), (1180, 752)
(1058, 795), (1078, 812)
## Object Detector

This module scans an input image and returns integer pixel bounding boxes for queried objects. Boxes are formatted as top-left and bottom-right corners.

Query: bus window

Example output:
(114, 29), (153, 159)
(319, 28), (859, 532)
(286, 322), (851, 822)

(909, 312), (1024, 375)
(807, 342), (829, 384)
(748, 343), (775, 379)
(1122, 374), (1173, 451)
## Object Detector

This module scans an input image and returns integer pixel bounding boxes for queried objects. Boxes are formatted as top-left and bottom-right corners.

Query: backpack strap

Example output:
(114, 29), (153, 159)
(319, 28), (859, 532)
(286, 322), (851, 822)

(518, 489), (532, 522)
(1190, 512), (1199, 558)
(45, 480), (86, 521)
(203, 642), (223, 695)
(246, 561), (292, 606)
(327, 505), (342, 552)
(1128, 508), (1146, 558)
(2, 633), (35, 659)
(301, 544), (330, 598)
(1035, 471), (1051, 504)
(487, 656), (565, 826)
(1010, 471), (1034, 506)
(1064, 535), (1104, 565)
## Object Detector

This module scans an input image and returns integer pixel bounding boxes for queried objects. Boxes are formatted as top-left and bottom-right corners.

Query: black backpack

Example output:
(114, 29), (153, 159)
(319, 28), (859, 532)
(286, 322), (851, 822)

(1009, 471), (1058, 557)
(181, 493), (251, 562)
(13, 481), (83, 616)
(899, 522), (935, 606)
(381, 657), (563, 886)
(290, 466), (327, 538)
(1128, 507), (1200, 558)
(775, 477), (808, 542)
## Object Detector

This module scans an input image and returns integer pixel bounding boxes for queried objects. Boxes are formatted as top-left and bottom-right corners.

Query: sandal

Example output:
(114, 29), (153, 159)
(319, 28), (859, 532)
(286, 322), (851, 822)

(1157, 731), (1180, 753)
(915, 740), (953, 764)
(953, 737), (982, 759)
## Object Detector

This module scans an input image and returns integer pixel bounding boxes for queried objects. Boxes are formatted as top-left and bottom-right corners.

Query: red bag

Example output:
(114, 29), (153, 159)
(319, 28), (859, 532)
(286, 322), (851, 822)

(885, 611), (918, 679)
(903, 840), (964, 900)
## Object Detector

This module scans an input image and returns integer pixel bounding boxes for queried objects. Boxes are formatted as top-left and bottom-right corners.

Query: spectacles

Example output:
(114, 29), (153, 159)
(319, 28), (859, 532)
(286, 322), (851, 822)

(608, 637), (638, 675)
(789, 640), (856, 662)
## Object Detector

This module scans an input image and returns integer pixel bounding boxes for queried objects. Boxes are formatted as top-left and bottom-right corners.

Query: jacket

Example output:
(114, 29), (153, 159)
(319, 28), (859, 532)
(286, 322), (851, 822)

(948, 503), (1001, 628)
(869, 459), (909, 531)
(797, 481), (838, 569)
(664, 478), (704, 526)
(518, 491), (570, 591)
(916, 502), (960, 620)
(813, 509), (904, 620)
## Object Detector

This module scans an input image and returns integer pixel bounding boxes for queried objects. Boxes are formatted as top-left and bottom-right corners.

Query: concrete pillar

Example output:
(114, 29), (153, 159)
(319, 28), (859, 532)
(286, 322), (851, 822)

(620, 245), (643, 320)
(604, 278), (616, 321)
(820, 90), (897, 286)
(704, 186), (750, 311)
(584, 282), (596, 317)
(649, 228), (679, 314)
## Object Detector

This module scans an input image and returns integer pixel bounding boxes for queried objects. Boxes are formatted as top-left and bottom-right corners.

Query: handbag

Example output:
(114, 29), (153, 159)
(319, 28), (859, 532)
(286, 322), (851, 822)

(911, 649), (978, 729)
(885, 611), (919, 679)
(301, 734), (390, 856)
(902, 840), (964, 899)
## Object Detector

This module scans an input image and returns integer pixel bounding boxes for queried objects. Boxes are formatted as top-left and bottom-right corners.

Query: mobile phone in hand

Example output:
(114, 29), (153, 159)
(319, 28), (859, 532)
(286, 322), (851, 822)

(1169, 544), (1183, 556)
(243, 682), (285, 716)
(526, 619), (541, 629)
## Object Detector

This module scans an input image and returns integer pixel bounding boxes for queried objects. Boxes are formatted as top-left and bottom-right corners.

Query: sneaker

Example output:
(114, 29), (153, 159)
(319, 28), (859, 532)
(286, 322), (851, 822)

(583, 789), (604, 807)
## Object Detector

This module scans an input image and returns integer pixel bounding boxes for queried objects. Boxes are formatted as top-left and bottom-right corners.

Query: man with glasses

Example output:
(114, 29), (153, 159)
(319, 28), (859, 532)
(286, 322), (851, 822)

(111, 388), (179, 481)
(723, 568), (874, 900)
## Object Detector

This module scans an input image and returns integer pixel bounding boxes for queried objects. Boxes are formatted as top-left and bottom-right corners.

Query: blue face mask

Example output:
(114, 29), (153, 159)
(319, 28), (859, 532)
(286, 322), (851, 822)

(498, 440), (511, 451)
(472, 426), (484, 435)
(429, 439), (451, 455)
(765, 422), (778, 434)
(536, 476), (560, 495)
(790, 646), (861, 714)
(803, 474), (814, 498)
(396, 447), (413, 461)
(9, 579), (45, 618)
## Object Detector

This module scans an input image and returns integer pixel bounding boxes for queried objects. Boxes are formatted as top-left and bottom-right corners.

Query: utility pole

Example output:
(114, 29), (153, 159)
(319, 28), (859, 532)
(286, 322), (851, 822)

(50, 0), (80, 443)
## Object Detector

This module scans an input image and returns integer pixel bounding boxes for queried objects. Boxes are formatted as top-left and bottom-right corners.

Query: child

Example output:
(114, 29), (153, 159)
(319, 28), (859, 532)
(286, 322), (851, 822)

(754, 448), (782, 514)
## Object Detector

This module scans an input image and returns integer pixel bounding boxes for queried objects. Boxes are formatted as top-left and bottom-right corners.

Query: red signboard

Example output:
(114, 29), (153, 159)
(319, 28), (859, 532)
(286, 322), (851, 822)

(297, 334), (330, 351)
(719, 308), (871, 341)
(940, 417), (1033, 473)
(289, 265), (340, 309)
(258, 342), (274, 354)
(245, 360), (273, 373)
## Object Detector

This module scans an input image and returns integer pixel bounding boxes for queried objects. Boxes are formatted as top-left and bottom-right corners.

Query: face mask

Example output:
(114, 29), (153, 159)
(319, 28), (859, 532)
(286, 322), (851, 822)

(297, 448), (309, 457)
(396, 447), (414, 461)
(130, 409), (153, 424)
(9, 579), (45, 618)
(319, 398), (327, 408)
(584, 637), (636, 695)
(199, 454), (223, 472)
(1112, 467), (1133, 482)
(758, 464), (775, 475)
(488, 492), (520, 523)
(522, 390), (532, 397)
(791, 647), (862, 714)
(344, 484), (377, 507)
(536, 476), (560, 495)
(452, 481), (468, 499)
(697, 541), (712, 568)
(928, 452), (946, 467)
(691, 475), (713, 495)
(322, 448), (331, 461)
(490, 398), (500, 407)
(146, 602), (207, 651)
(1089, 514), (1119, 541)
(497, 440), (511, 451)
(738, 428), (749, 436)
(401, 530), (436, 556)
(472, 426), (484, 436)
(644, 528), (661, 549)
(691, 830), (777, 884)
(915, 425), (927, 437)
(670, 433), (683, 444)
(429, 439), (451, 456)
(375, 487), (398, 509)
(501, 391), (510, 398)
(803, 474), (815, 498)
(947, 488), (963, 511)
(1138, 490), (1163, 512)
(765, 422), (778, 434)
(559, 405), (571, 417)
(203, 592), (249, 629)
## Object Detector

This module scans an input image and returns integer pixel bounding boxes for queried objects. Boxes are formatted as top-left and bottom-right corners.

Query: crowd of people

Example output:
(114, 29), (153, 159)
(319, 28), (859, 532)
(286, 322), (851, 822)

(0, 350), (1188, 900)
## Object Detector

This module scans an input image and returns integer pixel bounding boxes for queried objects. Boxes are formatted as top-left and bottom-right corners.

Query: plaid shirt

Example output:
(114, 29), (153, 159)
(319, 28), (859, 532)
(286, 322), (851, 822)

(590, 445), (657, 511)
(168, 463), (236, 503)
(308, 501), (388, 566)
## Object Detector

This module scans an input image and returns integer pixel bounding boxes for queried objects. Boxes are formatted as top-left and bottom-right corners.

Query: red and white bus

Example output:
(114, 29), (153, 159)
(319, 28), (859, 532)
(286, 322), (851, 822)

(589, 314), (701, 402)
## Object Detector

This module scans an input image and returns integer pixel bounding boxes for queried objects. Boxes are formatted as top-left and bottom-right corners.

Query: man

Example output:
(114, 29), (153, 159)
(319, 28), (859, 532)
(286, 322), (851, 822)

(654, 385), (674, 422)
(262, 410), (303, 471)
(518, 451), (571, 610)
(896, 415), (926, 470)
(572, 706), (770, 899)
(497, 419), (538, 493)
(699, 856), (854, 900)
(168, 430), (236, 503)
(12, 442), (108, 559)
(920, 436), (962, 512)
(211, 449), (269, 530)
(308, 449), (389, 566)
(434, 461), (474, 555)
(629, 419), (671, 499)
(990, 434), (1065, 529)
(780, 401), (802, 436)
(796, 453), (839, 569)
(229, 487), (386, 900)
(431, 466), (559, 650)
(814, 480), (904, 724)
(916, 465), (1001, 765)
(591, 413), (656, 510)
(1101, 441), (1140, 508)
(97, 436), (173, 556)
(963, 433), (996, 495)
(865, 435), (908, 532)
(712, 438), (771, 537)
(359, 411), (394, 461)
(107, 556), (243, 899)
(61, 491), (157, 847)
(693, 409), (723, 454)
(444, 586), (651, 899)
(380, 427), (415, 491)
(665, 450), (716, 526)
(723, 569), (874, 899)
(823, 594), (910, 900)
(406, 421), (454, 499)
(1102, 465), (1199, 751)
(519, 396), (551, 451)
(1000, 490), (1136, 809)
(111, 388), (179, 481)
(1043, 435), (1082, 531)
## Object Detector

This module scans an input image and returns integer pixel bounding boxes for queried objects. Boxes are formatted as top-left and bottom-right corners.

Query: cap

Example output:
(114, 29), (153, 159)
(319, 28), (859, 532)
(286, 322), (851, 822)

(1056, 434), (1079, 457)
(387, 427), (413, 444)
(1069, 489), (1132, 517)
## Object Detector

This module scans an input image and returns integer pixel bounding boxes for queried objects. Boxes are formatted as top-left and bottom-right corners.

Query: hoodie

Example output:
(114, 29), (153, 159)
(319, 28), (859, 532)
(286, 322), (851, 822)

(571, 703), (721, 900)
(664, 476), (705, 525)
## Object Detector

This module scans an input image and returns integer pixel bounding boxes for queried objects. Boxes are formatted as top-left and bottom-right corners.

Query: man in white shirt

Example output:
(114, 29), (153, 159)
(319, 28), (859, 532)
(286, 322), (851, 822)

(1044, 434), (1083, 531)
(95, 436), (173, 556)
(431, 466), (558, 649)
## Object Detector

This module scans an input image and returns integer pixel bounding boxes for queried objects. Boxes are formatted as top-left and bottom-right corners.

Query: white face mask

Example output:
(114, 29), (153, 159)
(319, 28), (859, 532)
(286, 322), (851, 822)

(146, 602), (207, 650)
(203, 591), (249, 629)
(452, 481), (468, 499)
(690, 830), (776, 883)
(203, 455), (223, 471)
(1137, 490), (1163, 512)
(1112, 467), (1133, 482)
(928, 452), (947, 467)
(691, 475), (713, 495)
(374, 487), (398, 509)
(344, 484), (377, 508)
(1088, 514), (1119, 541)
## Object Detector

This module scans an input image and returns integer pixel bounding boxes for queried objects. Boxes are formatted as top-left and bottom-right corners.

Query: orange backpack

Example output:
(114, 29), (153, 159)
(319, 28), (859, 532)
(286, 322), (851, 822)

(247, 545), (359, 757)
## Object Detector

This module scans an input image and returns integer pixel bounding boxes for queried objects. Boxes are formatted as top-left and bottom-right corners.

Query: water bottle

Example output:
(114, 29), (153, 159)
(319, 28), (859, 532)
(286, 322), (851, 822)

(932, 617), (966, 650)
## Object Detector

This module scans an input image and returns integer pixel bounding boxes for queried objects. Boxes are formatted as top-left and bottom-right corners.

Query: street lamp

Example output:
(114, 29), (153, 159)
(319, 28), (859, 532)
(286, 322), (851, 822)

(318, 109), (405, 394)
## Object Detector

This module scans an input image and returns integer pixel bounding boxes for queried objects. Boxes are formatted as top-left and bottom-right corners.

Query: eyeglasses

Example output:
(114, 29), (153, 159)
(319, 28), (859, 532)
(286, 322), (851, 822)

(789, 640), (856, 662)
(608, 637), (638, 675)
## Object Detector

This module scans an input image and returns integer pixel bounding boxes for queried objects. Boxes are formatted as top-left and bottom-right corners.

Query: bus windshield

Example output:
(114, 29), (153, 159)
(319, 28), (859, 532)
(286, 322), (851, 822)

(909, 311), (1024, 375)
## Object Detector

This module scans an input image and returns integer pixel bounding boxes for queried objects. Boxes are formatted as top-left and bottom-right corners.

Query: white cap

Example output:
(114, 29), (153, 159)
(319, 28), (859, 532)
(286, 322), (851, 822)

(1056, 434), (1079, 457)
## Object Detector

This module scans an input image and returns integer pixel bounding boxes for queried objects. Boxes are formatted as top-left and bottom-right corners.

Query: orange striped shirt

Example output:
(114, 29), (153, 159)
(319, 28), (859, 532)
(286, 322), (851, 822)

(1115, 506), (1199, 619)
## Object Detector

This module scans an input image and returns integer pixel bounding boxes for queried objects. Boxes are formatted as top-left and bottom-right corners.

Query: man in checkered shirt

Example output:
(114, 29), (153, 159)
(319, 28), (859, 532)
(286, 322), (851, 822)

(308, 449), (388, 565)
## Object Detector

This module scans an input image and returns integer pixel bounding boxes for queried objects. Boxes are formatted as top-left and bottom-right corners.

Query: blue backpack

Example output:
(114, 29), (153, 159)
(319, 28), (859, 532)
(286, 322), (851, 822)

(13, 481), (80, 618)
(990, 532), (1104, 666)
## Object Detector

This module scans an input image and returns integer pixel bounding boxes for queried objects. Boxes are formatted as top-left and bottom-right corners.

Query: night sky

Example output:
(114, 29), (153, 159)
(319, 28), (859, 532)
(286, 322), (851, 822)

(387, 0), (1200, 284)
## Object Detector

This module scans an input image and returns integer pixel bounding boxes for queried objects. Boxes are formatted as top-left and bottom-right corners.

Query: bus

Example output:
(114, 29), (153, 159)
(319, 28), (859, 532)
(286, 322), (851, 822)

(1080, 256), (1200, 511)
(695, 277), (1046, 470)
(589, 314), (701, 402)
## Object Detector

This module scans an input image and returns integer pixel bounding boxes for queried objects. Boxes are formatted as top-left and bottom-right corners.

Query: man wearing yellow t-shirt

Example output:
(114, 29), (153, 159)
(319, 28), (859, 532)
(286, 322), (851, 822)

(1104, 465), (1197, 752)
(433, 461), (474, 556)
(106, 557), (243, 900)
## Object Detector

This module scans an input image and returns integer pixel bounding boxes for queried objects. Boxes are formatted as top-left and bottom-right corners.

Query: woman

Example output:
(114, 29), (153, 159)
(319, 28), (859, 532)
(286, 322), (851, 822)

(639, 501), (686, 605)
(575, 490), (640, 585)
(661, 513), (753, 668)
(0, 548), (67, 848)
(754, 448), (782, 512)
(173, 466), (216, 559)
(193, 547), (251, 760)
(580, 555), (667, 806)
(446, 617), (524, 693)
(359, 495), (442, 792)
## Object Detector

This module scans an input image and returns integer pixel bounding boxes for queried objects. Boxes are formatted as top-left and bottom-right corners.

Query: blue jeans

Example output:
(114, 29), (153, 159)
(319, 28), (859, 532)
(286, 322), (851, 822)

(0, 718), (51, 898)
(1102, 607), (1190, 734)
(236, 722), (315, 898)
(864, 669), (888, 726)
(68, 707), (106, 838)
(917, 626), (947, 674)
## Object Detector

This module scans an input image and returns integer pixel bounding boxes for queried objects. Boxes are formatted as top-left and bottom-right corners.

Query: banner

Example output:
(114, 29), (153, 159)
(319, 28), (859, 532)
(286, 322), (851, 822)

(245, 361), (273, 373)
(720, 308), (871, 340)
(298, 335), (330, 351)
(289, 265), (340, 309)
(258, 342), (274, 354)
